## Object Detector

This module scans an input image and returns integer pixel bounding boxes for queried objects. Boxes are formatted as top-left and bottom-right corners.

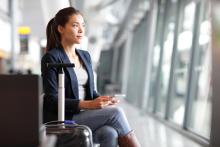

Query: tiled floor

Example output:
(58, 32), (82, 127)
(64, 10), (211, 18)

(118, 100), (204, 147)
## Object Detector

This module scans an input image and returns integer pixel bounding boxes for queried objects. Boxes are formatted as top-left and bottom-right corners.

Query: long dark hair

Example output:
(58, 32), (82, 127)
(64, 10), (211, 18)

(46, 7), (81, 52)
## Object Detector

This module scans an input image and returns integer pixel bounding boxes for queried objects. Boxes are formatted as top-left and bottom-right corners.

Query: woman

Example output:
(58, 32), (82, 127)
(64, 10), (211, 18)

(41, 7), (140, 147)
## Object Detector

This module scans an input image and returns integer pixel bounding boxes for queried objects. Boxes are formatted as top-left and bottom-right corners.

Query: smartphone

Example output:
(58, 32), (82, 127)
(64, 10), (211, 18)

(111, 94), (126, 99)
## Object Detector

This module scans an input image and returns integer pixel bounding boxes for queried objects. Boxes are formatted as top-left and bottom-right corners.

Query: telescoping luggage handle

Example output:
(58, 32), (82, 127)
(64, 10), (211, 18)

(46, 63), (95, 147)
(47, 63), (75, 122)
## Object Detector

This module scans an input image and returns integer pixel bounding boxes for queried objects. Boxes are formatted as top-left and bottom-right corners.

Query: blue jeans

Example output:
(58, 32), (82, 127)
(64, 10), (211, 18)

(72, 106), (132, 147)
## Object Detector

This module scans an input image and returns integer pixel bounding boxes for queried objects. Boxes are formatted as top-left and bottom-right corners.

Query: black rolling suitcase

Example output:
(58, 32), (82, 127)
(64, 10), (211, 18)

(43, 63), (94, 147)
(44, 121), (93, 147)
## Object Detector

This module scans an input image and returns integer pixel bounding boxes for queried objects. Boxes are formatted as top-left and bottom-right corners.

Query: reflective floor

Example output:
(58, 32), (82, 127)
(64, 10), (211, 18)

(119, 100), (203, 147)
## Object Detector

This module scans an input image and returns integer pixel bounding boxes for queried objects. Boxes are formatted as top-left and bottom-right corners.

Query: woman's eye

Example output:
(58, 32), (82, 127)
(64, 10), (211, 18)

(73, 24), (79, 27)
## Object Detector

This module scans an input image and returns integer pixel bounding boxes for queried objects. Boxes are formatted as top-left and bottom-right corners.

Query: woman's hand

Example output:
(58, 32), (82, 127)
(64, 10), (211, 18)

(108, 97), (120, 105)
(79, 96), (119, 109)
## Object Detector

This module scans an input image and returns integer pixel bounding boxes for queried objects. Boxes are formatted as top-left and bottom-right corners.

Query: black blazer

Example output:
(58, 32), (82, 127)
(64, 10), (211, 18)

(41, 48), (100, 122)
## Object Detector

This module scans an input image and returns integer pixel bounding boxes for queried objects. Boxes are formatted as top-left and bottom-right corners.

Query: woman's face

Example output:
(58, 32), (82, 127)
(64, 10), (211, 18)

(59, 14), (85, 44)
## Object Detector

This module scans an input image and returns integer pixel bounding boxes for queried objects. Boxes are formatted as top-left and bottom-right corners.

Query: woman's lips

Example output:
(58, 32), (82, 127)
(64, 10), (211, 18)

(77, 36), (83, 39)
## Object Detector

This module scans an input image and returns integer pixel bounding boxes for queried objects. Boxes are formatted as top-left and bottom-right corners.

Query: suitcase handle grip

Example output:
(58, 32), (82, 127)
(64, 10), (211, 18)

(44, 120), (76, 125)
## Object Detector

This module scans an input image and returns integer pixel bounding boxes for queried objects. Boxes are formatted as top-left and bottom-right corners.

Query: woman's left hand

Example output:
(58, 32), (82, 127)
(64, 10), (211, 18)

(108, 97), (120, 105)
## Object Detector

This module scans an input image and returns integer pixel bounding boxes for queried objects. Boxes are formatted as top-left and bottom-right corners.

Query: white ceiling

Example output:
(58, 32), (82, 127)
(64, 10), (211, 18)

(78, 0), (133, 62)
(18, 0), (150, 63)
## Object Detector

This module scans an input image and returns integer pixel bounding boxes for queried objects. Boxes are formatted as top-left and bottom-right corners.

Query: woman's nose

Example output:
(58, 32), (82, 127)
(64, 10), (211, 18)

(78, 25), (84, 33)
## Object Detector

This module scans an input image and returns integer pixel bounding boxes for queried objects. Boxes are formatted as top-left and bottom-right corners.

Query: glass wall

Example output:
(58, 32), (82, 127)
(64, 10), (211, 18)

(111, 0), (211, 141)
(156, 0), (179, 117)
(147, 0), (211, 140)
(0, 0), (11, 73)
(170, 1), (196, 125)
(115, 43), (126, 88)
(187, 0), (211, 138)
(126, 16), (148, 106)
(147, 0), (165, 113)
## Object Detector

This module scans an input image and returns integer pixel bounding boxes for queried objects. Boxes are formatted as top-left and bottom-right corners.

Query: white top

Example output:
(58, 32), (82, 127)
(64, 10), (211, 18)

(74, 66), (88, 100)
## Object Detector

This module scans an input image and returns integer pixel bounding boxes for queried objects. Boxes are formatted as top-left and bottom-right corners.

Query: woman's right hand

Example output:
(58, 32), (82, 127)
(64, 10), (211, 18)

(79, 96), (112, 109)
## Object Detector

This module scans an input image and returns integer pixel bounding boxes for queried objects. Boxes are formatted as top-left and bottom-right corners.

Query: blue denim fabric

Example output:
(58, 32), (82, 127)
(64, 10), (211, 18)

(72, 106), (132, 146)
(93, 126), (118, 147)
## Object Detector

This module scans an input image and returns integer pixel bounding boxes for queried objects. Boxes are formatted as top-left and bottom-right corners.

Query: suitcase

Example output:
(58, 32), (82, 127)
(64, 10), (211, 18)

(43, 63), (94, 147)
(44, 121), (93, 147)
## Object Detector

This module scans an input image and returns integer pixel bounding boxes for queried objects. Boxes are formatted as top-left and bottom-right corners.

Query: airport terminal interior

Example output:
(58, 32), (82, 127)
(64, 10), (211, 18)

(1, 0), (220, 146)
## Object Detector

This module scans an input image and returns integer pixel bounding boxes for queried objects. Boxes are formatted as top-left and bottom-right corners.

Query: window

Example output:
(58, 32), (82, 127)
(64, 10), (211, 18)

(169, 1), (196, 125)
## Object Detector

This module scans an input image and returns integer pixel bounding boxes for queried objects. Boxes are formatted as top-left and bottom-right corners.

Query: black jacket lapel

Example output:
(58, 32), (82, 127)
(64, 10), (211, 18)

(58, 49), (79, 99)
